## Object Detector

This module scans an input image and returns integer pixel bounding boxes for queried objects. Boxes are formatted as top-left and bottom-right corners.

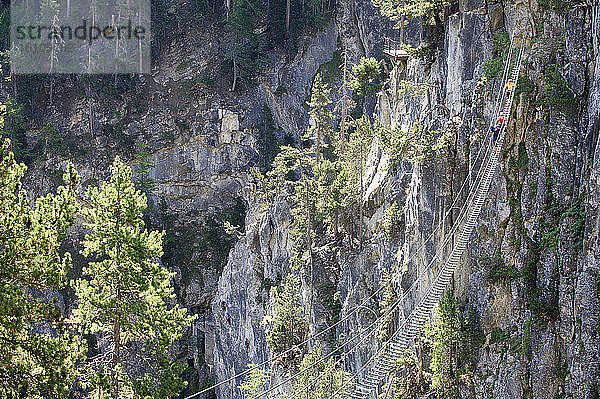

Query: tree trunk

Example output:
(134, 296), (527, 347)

(305, 178), (314, 335)
(111, 300), (121, 399)
(231, 57), (238, 92)
(285, 0), (290, 39)
(316, 125), (321, 163)
(340, 51), (347, 154)
(359, 144), (364, 252)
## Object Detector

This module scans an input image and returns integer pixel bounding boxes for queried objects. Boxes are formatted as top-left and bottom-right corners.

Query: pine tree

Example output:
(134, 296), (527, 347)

(349, 57), (382, 112)
(224, 0), (261, 92)
(307, 73), (334, 162)
(266, 0), (287, 45)
(72, 158), (195, 399)
(133, 141), (156, 200)
(378, 270), (398, 341)
(0, 96), (29, 164)
(39, 0), (62, 103)
(252, 145), (312, 204)
(0, 136), (84, 398)
(338, 116), (373, 249)
(315, 158), (343, 236)
(428, 289), (460, 398)
(337, 50), (355, 154)
(238, 363), (268, 398)
(373, 0), (455, 25)
(265, 273), (307, 365)
(292, 342), (352, 398)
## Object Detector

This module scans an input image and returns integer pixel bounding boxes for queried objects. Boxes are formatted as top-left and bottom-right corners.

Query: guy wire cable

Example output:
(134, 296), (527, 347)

(267, 40), (525, 399)
(252, 121), (499, 398)
(184, 32), (520, 399)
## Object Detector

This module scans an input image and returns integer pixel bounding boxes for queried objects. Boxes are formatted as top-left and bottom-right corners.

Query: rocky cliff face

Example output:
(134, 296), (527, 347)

(3, 0), (598, 396)
(211, 0), (600, 398)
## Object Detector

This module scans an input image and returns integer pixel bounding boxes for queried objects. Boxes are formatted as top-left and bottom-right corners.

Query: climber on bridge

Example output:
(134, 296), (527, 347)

(490, 124), (500, 145)
(504, 80), (516, 94)
(497, 115), (506, 128)
(490, 114), (506, 145)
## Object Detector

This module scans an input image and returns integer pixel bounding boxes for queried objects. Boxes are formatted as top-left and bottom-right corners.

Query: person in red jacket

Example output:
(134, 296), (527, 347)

(496, 115), (506, 129)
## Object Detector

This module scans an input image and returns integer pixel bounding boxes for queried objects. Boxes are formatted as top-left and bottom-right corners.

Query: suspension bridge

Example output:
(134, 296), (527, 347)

(185, 33), (526, 399)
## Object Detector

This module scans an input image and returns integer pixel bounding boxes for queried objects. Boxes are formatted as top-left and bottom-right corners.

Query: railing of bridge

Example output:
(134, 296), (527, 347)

(383, 37), (403, 55)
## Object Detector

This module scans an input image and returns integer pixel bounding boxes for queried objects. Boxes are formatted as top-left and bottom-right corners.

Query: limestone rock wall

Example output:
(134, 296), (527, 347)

(2, 0), (598, 396)
(211, 0), (600, 398)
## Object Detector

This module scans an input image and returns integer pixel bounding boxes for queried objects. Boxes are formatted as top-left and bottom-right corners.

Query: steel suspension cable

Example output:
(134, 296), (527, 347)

(330, 43), (526, 399)
(183, 121), (495, 399)
(287, 39), (525, 399)
(253, 123), (499, 398)
(184, 33), (522, 399)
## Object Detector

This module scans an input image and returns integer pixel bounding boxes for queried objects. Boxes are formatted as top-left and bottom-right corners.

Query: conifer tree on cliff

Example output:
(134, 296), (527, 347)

(350, 57), (382, 115)
(0, 129), (83, 396)
(307, 73), (334, 163)
(72, 158), (195, 399)
(224, 0), (260, 92)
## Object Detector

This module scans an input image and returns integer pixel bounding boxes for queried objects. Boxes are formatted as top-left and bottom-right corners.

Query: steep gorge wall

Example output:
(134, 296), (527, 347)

(211, 0), (600, 398)
(2, 0), (598, 395)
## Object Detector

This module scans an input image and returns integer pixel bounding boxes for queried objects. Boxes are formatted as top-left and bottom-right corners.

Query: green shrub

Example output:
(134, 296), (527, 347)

(373, 0), (457, 25)
(538, 0), (572, 14)
(318, 47), (343, 84)
(520, 318), (532, 359)
(0, 97), (30, 163)
(392, 351), (431, 398)
(178, 73), (215, 97)
(561, 194), (585, 250)
(412, 43), (436, 59)
(483, 253), (521, 284)
(522, 239), (559, 320)
(378, 123), (447, 166)
(541, 64), (575, 107)
(483, 32), (510, 79)
(350, 57), (382, 99)
(265, 274), (307, 364)
(490, 327), (511, 344)
(38, 123), (69, 158)
(515, 76), (536, 98)
(382, 202), (403, 238)
(428, 290), (481, 398)
(483, 57), (503, 78)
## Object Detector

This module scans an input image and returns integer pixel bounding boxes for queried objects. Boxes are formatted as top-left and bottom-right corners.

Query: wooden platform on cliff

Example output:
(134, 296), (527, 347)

(383, 38), (410, 60)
